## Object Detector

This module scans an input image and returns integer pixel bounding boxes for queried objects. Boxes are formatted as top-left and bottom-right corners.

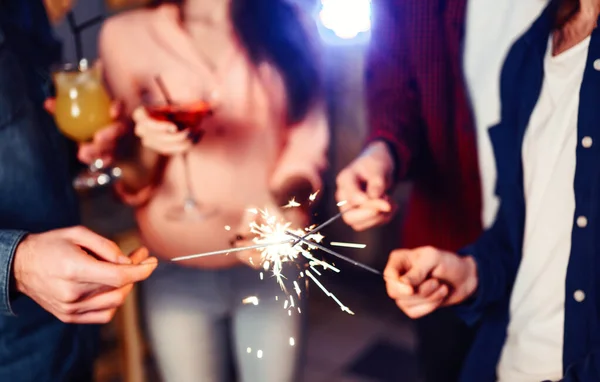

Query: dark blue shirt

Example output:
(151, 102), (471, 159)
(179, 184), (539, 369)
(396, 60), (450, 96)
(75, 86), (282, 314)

(0, 1), (97, 380)
(456, 3), (600, 382)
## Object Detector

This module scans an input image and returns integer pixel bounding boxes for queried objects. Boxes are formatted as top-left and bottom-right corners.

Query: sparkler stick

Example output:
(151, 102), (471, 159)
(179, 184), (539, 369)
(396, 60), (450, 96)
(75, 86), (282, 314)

(291, 206), (356, 246)
(285, 231), (381, 275)
(171, 239), (293, 262)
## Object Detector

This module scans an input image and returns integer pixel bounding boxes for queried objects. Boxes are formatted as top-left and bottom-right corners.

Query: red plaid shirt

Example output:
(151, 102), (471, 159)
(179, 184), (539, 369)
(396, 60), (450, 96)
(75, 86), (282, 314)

(367, 0), (482, 252)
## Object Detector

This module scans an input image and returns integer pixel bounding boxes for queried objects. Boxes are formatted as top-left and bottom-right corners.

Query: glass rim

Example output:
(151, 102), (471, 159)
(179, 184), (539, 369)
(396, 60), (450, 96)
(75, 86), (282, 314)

(51, 59), (96, 74)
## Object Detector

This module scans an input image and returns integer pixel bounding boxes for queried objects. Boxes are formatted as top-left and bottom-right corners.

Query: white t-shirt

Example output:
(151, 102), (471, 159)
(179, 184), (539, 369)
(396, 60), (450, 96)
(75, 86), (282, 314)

(497, 36), (590, 382)
(463, 0), (548, 228)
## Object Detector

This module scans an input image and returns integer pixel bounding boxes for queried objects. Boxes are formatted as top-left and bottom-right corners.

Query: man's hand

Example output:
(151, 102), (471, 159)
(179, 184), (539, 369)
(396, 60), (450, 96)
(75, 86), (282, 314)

(336, 141), (398, 231)
(383, 246), (478, 318)
(44, 98), (126, 166)
(13, 226), (157, 324)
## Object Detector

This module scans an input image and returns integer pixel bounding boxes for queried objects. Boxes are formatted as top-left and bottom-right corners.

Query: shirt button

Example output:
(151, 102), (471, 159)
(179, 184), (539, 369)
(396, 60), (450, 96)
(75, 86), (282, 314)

(574, 290), (586, 302)
(594, 59), (600, 71)
(577, 216), (588, 228)
(582, 136), (593, 148)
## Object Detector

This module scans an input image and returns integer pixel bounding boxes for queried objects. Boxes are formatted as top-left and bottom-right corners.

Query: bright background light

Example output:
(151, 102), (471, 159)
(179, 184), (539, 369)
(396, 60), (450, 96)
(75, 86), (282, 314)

(318, 0), (372, 40)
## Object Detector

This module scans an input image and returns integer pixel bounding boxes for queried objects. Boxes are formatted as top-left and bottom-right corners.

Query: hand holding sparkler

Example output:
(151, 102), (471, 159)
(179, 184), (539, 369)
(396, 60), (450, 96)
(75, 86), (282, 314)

(336, 141), (398, 231)
(383, 246), (478, 319)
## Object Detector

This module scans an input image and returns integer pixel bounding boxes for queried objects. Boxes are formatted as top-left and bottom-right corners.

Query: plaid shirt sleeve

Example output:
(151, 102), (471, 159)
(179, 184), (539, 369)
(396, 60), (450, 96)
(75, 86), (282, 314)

(365, 0), (424, 181)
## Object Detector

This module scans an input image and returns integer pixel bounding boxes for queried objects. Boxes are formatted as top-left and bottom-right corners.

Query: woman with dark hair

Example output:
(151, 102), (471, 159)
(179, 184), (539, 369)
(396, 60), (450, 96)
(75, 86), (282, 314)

(94, 0), (328, 381)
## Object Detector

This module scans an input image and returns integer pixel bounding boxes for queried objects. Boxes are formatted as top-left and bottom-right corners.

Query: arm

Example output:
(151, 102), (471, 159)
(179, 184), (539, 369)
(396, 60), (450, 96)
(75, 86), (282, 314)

(364, 0), (423, 181)
(270, 105), (329, 206)
(98, 16), (162, 207)
(0, 231), (27, 316)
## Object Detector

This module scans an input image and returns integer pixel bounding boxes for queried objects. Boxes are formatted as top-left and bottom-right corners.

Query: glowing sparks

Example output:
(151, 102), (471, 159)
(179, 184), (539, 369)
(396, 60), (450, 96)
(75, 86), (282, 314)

(309, 191), (319, 201)
(224, 225), (231, 231)
(337, 200), (348, 207)
(293, 281), (302, 296)
(247, 347), (252, 353)
(330, 241), (367, 249)
(306, 270), (355, 315)
(257, 350), (263, 359)
(243, 296), (259, 306)
(289, 337), (295, 346)
(213, 195), (356, 317)
(284, 198), (301, 208)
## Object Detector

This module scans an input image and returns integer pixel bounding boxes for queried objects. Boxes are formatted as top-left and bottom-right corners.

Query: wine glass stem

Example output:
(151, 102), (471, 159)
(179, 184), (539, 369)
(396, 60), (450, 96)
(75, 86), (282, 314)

(181, 152), (196, 208)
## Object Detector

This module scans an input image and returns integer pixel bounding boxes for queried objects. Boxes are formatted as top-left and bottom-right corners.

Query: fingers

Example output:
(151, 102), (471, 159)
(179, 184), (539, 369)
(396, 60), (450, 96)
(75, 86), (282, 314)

(128, 247), (151, 265)
(336, 167), (369, 206)
(71, 283), (133, 315)
(63, 308), (118, 324)
(342, 198), (395, 231)
(78, 256), (158, 287)
(44, 98), (56, 114)
(62, 226), (130, 265)
(395, 284), (448, 319)
(400, 246), (442, 287)
(133, 107), (191, 155)
(78, 122), (126, 165)
(366, 175), (386, 199)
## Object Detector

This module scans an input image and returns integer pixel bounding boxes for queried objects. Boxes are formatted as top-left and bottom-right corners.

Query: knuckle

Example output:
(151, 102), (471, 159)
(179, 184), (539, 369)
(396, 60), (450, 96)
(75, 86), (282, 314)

(59, 314), (75, 324)
(60, 288), (81, 303)
(62, 304), (78, 315)
(62, 262), (80, 281)
(67, 225), (85, 236)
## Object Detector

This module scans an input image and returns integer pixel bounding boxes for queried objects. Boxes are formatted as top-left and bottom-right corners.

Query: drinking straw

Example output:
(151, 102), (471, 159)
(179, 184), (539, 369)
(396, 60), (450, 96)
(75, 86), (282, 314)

(66, 12), (105, 65)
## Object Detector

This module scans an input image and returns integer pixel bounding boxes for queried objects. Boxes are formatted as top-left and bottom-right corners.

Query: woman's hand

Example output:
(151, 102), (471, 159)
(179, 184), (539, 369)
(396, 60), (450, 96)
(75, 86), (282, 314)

(132, 106), (192, 155)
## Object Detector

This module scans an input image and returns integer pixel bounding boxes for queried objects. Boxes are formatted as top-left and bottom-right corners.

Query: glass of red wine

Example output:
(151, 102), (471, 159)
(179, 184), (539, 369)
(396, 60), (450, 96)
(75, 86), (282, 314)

(145, 99), (214, 221)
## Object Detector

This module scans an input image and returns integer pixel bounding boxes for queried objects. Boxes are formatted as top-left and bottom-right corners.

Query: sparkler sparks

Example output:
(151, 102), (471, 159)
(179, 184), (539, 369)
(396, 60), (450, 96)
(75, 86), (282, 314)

(331, 241), (367, 249)
(172, 196), (378, 318)
(284, 198), (301, 208)
(243, 296), (259, 305)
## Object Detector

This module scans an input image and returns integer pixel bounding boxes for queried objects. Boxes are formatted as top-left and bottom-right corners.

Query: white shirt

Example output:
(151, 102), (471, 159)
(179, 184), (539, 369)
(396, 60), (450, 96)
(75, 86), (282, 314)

(463, 0), (548, 228)
(497, 36), (590, 382)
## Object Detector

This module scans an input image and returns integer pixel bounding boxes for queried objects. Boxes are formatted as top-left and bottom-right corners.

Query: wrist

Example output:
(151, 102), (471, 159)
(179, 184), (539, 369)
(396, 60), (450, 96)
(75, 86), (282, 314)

(12, 235), (33, 295)
(462, 255), (479, 299)
(367, 140), (396, 182)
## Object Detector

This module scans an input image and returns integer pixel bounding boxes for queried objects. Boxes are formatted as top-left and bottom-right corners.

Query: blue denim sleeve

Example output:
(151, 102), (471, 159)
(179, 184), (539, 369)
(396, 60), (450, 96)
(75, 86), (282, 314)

(452, 204), (522, 326)
(0, 230), (27, 316)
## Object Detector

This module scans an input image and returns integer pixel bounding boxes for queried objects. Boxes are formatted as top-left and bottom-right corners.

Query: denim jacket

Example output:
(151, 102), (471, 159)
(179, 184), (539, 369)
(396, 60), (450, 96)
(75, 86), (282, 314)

(0, 1), (97, 380)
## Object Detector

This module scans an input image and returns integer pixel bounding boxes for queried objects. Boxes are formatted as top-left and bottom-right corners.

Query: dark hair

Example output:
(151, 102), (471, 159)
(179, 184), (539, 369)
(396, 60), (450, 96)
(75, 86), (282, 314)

(148, 0), (322, 124)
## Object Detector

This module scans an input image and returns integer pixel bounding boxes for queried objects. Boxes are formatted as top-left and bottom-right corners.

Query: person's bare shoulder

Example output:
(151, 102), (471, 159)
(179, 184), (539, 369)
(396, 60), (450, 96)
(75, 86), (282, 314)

(99, 8), (154, 54)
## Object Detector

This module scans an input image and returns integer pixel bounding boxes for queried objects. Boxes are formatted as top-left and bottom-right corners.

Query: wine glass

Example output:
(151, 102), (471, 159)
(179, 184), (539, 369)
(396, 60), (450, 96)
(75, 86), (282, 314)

(52, 59), (122, 190)
(144, 99), (215, 221)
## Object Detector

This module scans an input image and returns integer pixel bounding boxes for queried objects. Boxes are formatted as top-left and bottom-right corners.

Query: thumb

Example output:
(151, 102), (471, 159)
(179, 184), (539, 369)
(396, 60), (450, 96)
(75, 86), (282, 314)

(400, 262), (434, 288)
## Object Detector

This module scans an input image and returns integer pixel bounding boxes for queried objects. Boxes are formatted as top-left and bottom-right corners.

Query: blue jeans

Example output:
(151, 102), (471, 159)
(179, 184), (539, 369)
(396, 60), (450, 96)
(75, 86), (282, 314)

(141, 262), (307, 382)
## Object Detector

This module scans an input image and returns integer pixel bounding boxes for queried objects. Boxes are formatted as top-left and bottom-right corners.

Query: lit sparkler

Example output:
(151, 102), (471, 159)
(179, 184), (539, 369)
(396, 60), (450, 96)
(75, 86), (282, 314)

(331, 241), (367, 249)
(171, 197), (375, 315)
